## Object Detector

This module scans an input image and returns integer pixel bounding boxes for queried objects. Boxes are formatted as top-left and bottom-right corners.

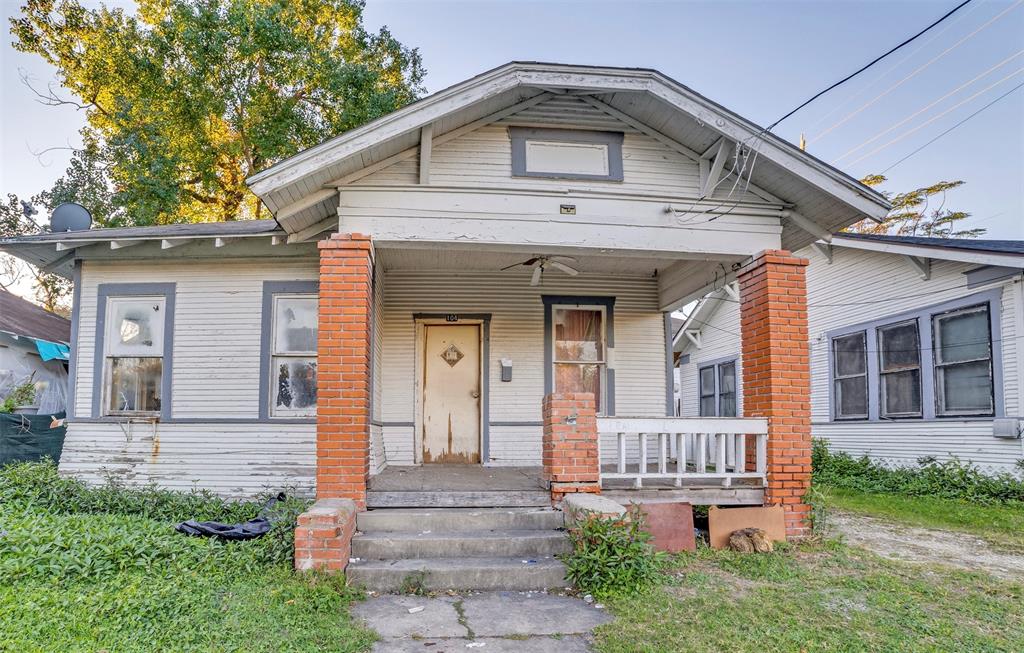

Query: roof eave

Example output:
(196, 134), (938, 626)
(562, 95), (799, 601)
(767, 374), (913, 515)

(829, 235), (1024, 268)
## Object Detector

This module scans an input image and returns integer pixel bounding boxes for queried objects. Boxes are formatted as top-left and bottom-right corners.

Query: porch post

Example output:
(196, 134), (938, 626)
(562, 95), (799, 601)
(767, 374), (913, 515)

(316, 233), (373, 509)
(737, 249), (812, 539)
(542, 392), (601, 504)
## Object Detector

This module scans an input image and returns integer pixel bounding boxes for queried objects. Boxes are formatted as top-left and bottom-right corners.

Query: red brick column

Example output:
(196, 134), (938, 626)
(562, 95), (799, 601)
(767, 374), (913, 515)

(542, 392), (601, 505)
(737, 250), (812, 539)
(294, 498), (357, 572)
(317, 233), (373, 509)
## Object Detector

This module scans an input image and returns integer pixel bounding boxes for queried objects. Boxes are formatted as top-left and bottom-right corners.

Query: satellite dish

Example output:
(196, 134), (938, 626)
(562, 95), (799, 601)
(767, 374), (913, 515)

(50, 203), (93, 232)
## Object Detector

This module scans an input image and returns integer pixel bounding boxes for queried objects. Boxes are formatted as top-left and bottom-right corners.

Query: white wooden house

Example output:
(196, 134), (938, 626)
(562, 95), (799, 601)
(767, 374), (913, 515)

(676, 233), (1024, 476)
(2, 63), (890, 566)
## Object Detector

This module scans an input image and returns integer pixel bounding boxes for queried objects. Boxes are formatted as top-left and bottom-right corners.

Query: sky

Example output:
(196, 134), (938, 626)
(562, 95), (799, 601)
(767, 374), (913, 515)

(1, 0), (1022, 246)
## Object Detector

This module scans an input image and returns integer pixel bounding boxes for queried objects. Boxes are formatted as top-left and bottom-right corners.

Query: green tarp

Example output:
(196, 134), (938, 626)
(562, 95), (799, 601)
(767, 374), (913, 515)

(0, 411), (66, 465)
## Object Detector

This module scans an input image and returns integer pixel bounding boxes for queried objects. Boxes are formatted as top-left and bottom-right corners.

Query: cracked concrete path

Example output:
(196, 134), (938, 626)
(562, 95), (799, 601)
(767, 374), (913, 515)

(352, 592), (612, 652)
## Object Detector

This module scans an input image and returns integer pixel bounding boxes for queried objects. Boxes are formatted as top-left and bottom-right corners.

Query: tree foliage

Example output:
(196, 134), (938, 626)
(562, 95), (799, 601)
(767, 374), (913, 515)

(846, 174), (985, 239)
(10, 0), (424, 224)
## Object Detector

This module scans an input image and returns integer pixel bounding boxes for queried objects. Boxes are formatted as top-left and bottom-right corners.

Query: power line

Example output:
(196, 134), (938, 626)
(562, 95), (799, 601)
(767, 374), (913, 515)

(847, 68), (1024, 166)
(882, 80), (1024, 173)
(834, 50), (1024, 162)
(766, 0), (976, 132)
(810, 0), (1022, 144)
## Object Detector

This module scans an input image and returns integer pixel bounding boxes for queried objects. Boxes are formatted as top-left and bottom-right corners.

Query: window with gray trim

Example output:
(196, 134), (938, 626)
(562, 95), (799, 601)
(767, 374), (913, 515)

(933, 304), (994, 416)
(269, 294), (318, 417)
(832, 332), (868, 420)
(828, 292), (1001, 422)
(698, 359), (737, 417)
(103, 296), (166, 416)
(510, 128), (624, 181)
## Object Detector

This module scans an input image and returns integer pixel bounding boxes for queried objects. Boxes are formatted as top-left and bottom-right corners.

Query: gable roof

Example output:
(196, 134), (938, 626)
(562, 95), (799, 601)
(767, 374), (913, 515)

(0, 289), (71, 344)
(247, 61), (890, 250)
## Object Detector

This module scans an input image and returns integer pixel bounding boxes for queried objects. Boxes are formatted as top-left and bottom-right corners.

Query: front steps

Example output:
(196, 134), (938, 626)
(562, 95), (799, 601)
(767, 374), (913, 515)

(347, 508), (570, 592)
(365, 490), (552, 509)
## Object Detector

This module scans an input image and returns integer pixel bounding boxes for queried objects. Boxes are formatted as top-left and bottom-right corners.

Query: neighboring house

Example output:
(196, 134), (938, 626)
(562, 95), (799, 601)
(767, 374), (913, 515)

(0, 61), (889, 542)
(676, 233), (1024, 476)
(0, 289), (71, 413)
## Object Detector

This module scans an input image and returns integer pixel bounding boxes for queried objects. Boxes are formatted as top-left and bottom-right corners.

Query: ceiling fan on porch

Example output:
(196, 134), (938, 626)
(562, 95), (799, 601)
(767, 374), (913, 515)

(501, 255), (579, 286)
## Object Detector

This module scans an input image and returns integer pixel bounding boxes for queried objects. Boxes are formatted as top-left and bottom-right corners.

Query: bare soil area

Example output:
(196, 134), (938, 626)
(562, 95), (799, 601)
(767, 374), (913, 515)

(831, 512), (1024, 581)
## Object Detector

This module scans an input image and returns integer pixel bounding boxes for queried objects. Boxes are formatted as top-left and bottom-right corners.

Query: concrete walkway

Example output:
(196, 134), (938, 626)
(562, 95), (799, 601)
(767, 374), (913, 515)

(352, 591), (613, 652)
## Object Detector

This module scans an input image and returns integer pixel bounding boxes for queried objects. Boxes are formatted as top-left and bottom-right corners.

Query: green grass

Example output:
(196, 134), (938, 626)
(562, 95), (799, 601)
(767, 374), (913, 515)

(822, 484), (1024, 553)
(0, 464), (375, 653)
(594, 543), (1024, 653)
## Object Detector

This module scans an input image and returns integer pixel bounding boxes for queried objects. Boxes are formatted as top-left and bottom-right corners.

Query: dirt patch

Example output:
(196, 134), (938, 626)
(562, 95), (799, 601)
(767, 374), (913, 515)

(830, 512), (1024, 581)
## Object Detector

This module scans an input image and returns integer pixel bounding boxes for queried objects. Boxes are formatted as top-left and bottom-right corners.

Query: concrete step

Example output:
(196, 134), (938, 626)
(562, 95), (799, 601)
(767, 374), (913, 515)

(366, 490), (551, 509)
(357, 507), (564, 533)
(346, 557), (568, 592)
(352, 529), (571, 560)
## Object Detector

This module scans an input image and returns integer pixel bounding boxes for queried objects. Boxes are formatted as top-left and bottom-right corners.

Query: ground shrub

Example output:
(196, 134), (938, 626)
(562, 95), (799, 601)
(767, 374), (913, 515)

(0, 460), (310, 567)
(562, 504), (665, 598)
(812, 439), (1024, 505)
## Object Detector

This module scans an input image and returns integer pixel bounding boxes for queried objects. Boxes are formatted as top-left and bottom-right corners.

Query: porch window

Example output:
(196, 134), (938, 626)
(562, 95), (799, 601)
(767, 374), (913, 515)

(698, 359), (737, 417)
(270, 295), (318, 417)
(877, 320), (922, 418)
(103, 297), (165, 416)
(933, 304), (994, 416)
(832, 331), (868, 420)
(553, 306), (606, 412)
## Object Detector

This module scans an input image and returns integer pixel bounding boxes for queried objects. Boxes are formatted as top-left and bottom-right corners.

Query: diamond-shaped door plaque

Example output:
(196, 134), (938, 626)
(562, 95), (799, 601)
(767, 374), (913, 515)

(440, 344), (464, 367)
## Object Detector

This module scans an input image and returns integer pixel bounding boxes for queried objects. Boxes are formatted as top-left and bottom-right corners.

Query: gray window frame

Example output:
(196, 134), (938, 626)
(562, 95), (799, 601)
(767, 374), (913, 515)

(92, 283), (176, 421)
(259, 280), (319, 421)
(832, 331), (869, 420)
(932, 303), (996, 418)
(697, 356), (738, 417)
(827, 288), (1004, 422)
(876, 319), (923, 419)
(509, 127), (624, 181)
(542, 295), (615, 416)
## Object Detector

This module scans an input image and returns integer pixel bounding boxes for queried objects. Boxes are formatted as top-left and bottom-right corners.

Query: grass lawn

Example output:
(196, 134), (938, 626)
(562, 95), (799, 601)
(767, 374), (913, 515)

(0, 498), (375, 653)
(821, 484), (1024, 553)
(593, 542), (1024, 653)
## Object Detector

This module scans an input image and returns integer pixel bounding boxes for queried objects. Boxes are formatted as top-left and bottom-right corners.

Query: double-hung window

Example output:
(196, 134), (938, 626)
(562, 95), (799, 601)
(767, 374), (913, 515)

(828, 293), (999, 421)
(270, 294), (318, 417)
(103, 297), (166, 416)
(698, 360), (737, 417)
(832, 332), (868, 420)
(552, 306), (607, 413)
(933, 304), (994, 416)
(877, 320), (922, 418)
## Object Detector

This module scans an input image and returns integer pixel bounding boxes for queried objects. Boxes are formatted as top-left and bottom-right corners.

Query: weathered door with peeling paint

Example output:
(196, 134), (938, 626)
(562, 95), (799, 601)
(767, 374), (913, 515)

(423, 324), (481, 463)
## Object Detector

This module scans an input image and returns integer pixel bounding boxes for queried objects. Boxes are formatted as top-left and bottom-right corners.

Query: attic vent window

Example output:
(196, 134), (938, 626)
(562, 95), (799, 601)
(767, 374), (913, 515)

(510, 127), (623, 181)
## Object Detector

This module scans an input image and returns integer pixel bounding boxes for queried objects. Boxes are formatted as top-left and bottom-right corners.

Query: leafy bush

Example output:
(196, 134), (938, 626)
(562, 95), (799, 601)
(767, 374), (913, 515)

(562, 504), (665, 598)
(812, 439), (1024, 505)
(0, 460), (309, 568)
(1, 377), (37, 412)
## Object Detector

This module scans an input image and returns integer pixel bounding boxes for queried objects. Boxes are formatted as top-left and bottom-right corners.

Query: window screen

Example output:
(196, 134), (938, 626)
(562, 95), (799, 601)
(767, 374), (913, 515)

(271, 295), (318, 417)
(933, 304), (993, 416)
(832, 331), (867, 419)
(698, 360), (737, 417)
(877, 320), (922, 418)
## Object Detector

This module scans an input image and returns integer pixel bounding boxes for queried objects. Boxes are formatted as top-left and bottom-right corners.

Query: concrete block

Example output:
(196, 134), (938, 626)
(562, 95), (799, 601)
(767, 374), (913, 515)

(562, 493), (625, 527)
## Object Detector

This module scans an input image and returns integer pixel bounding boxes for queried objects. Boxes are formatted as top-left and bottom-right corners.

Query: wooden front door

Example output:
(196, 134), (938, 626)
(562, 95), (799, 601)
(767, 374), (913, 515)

(422, 324), (481, 463)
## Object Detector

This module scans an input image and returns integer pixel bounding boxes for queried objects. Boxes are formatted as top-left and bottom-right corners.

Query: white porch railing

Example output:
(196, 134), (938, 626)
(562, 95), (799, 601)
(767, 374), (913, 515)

(596, 417), (769, 489)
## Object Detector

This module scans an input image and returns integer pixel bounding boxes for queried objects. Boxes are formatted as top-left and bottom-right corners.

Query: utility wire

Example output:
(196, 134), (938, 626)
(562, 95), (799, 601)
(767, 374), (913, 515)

(766, 0), (976, 132)
(834, 50), (1024, 162)
(847, 69), (1024, 165)
(809, 0), (1022, 143)
(882, 80), (1024, 173)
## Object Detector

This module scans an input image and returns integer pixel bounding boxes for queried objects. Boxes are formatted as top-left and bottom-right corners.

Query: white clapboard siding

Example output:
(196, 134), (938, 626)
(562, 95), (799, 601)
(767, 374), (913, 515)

(351, 95), (762, 203)
(677, 297), (744, 419)
(676, 243), (1024, 475)
(59, 422), (315, 497)
(379, 271), (667, 465)
(67, 258), (319, 495)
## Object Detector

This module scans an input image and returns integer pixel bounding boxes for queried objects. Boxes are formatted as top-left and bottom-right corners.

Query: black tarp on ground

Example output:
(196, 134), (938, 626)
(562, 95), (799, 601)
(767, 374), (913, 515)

(0, 411), (66, 465)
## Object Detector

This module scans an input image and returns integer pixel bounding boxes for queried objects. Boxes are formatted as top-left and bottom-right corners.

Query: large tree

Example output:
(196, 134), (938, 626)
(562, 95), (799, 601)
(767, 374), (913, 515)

(846, 175), (985, 238)
(10, 0), (424, 224)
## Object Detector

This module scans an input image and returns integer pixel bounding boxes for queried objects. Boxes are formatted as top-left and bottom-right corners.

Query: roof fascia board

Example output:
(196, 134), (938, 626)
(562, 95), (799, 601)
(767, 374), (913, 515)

(830, 236), (1024, 269)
